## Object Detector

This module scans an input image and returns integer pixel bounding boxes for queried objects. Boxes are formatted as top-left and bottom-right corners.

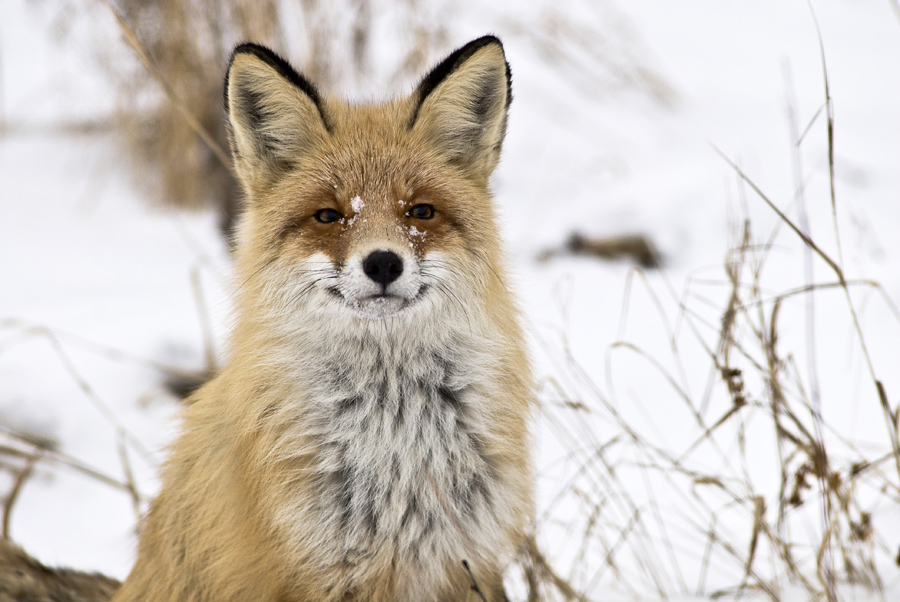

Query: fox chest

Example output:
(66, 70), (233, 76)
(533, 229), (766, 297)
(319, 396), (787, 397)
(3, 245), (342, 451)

(299, 348), (499, 570)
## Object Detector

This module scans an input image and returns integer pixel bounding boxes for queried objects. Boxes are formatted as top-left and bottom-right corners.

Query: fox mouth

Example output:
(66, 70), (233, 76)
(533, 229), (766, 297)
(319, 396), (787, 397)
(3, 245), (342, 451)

(354, 294), (407, 317)
(327, 286), (428, 319)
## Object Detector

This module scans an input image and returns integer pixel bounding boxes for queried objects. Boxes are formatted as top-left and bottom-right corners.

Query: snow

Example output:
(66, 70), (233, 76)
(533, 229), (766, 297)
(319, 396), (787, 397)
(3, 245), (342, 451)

(2, 0), (899, 600)
(347, 194), (365, 225)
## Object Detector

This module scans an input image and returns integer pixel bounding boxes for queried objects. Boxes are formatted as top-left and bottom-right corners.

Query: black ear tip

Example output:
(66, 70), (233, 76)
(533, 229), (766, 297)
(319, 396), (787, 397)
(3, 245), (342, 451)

(229, 43), (287, 69)
(448, 35), (507, 66)
(226, 43), (304, 90)
(468, 35), (505, 52)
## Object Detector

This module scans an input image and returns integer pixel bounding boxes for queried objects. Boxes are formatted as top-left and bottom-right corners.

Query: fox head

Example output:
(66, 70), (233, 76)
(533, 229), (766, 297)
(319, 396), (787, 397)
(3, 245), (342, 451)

(224, 37), (512, 333)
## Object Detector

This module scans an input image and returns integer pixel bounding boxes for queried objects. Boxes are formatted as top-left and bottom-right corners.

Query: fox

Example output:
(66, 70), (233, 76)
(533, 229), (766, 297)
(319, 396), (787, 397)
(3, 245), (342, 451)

(0, 35), (533, 602)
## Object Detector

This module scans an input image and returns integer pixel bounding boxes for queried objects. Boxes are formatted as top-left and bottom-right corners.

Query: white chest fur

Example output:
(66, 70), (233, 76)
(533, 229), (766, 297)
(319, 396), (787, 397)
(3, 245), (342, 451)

(273, 328), (511, 593)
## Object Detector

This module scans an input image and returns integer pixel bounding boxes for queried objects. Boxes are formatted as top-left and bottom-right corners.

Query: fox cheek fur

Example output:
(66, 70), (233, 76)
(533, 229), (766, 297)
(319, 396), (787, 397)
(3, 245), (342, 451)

(111, 36), (534, 602)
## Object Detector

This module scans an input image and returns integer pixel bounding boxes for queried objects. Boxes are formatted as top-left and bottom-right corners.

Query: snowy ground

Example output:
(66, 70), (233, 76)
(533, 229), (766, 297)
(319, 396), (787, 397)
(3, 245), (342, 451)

(2, 1), (899, 600)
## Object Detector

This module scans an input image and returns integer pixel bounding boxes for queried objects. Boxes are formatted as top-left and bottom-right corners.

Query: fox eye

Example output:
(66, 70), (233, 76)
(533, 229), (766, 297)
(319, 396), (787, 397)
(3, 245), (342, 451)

(314, 208), (342, 224)
(407, 204), (435, 220)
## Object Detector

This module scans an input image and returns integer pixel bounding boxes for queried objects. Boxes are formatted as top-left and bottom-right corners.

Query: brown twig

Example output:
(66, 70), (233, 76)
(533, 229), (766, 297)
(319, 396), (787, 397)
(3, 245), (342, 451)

(117, 434), (142, 521)
(2, 452), (39, 540)
(522, 535), (590, 602)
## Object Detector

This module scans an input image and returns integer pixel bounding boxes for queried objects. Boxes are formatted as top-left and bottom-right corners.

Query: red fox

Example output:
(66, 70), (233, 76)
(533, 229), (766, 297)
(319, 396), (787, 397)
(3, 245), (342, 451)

(0, 36), (533, 602)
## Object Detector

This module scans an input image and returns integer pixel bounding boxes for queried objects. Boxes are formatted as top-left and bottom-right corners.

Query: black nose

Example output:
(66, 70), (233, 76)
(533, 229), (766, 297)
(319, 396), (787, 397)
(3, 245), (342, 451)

(363, 250), (403, 288)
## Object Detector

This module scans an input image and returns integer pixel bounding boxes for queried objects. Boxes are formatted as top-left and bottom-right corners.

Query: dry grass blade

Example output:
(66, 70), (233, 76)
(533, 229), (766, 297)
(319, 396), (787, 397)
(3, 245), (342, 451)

(116, 435), (141, 522)
(796, 102), (826, 147)
(738, 497), (766, 594)
(520, 535), (591, 602)
(892, 0), (900, 26)
(5, 323), (153, 464)
(2, 452), (38, 541)
(805, 1), (841, 266)
(1, 317), (211, 384)
(711, 146), (843, 283)
(0, 429), (142, 497)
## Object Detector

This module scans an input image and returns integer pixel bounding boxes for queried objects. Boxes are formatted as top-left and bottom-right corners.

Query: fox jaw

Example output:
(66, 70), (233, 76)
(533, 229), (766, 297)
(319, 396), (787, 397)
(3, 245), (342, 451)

(226, 38), (512, 333)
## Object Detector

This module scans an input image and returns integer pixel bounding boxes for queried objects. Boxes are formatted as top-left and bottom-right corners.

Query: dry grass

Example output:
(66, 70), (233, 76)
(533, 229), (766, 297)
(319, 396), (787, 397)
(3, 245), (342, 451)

(513, 31), (900, 601)
(518, 242), (899, 599)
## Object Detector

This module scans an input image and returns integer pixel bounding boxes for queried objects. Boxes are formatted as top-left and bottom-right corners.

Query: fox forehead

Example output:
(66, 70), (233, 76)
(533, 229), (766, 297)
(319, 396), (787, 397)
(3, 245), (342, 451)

(269, 139), (457, 226)
(257, 107), (488, 243)
(279, 100), (450, 200)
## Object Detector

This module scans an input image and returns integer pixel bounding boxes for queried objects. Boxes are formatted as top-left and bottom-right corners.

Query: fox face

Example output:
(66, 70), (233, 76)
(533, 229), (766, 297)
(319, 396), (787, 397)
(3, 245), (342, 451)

(259, 151), (481, 321)
(225, 38), (511, 324)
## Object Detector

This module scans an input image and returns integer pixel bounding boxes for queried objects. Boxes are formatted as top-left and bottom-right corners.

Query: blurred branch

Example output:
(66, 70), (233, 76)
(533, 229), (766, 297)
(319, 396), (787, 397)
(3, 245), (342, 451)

(0, 429), (145, 498)
(891, 0), (900, 27)
(97, 0), (233, 171)
(0, 119), (114, 136)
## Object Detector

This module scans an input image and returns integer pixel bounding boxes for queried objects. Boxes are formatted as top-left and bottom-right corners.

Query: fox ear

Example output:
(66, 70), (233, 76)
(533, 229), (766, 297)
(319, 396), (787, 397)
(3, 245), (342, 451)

(225, 44), (330, 188)
(410, 36), (512, 180)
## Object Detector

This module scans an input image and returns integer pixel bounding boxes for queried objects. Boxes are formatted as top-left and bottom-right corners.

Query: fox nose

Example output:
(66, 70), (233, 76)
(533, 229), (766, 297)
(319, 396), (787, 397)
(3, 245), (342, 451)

(363, 250), (403, 288)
